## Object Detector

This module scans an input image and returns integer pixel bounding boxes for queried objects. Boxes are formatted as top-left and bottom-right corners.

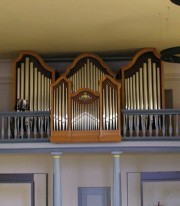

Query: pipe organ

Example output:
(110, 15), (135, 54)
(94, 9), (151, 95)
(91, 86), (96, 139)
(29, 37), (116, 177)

(50, 53), (122, 143)
(13, 48), (164, 142)
(14, 51), (55, 111)
(120, 48), (164, 136)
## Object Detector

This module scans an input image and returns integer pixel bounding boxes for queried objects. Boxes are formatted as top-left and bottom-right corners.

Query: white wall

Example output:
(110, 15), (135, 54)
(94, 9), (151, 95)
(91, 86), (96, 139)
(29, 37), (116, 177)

(121, 153), (180, 206)
(1, 153), (180, 206)
(0, 60), (14, 111)
(61, 154), (113, 206)
(0, 183), (31, 206)
(164, 61), (180, 108)
(0, 153), (112, 206)
(0, 154), (53, 206)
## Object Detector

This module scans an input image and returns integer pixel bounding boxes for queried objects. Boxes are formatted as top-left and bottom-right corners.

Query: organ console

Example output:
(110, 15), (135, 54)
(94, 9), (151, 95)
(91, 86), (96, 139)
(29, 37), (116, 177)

(50, 53), (122, 143)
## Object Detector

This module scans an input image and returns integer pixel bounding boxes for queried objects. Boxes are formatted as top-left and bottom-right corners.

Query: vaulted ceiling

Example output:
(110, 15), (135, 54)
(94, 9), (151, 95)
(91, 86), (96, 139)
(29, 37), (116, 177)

(0, 0), (180, 59)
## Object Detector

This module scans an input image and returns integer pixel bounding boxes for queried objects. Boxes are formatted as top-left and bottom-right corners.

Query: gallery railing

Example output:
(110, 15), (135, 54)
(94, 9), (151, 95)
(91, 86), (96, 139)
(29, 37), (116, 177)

(122, 109), (180, 140)
(1, 109), (180, 142)
(0, 111), (50, 142)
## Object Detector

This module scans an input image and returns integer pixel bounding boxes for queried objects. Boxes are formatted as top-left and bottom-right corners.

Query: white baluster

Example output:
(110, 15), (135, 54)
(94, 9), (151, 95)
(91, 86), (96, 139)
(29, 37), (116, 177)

(1, 117), (4, 139)
(20, 116), (24, 139)
(33, 117), (37, 138)
(135, 115), (140, 137)
(141, 115), (146, 137)
(129, 115), (133, 137)
(155, 115), (159, 136)
(162, 115), (165, 136)
(14, 117), (17, 139)
(123, 115), (127, 137)
(149, 115), (153, 136)
(46, 116), (50, 138)
(40, 117), (44, 138)
(8, 117), (11, 139)
(176, 114), (179, 137)
(26, 117), (30, 139)
(169, 114), (172, 136)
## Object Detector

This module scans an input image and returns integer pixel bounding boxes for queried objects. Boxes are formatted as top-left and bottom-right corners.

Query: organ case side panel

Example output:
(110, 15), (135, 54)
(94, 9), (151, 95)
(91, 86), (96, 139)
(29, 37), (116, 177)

(99, 75), (121, 142)
(13, 51), (56, 112)
(121, 48), (164, 110)
(50, 77), (72, 142)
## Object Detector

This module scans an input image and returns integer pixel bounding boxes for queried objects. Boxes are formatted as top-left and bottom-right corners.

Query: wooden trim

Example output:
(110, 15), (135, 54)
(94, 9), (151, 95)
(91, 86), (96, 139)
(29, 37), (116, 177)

(13, 51), (56, 81)
(121, 48), (160, 72)
(71, 88), (99, 98)
(62, 53), (116, 79)
(50, 130), (121, 143)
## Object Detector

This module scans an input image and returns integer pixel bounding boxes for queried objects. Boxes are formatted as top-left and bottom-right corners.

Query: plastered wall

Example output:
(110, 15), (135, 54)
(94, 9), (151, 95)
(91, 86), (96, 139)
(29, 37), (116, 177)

(0, 60), (14, 111)
(1, 153), (180, 206)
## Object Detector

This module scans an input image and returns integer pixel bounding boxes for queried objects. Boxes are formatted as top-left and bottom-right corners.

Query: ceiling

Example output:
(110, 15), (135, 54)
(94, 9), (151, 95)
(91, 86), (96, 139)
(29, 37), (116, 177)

(0, 0), (180, 60)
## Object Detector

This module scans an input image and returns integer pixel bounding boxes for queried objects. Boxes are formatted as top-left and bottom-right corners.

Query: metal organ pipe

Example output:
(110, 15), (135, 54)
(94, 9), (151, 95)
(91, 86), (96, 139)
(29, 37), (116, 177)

(69, 59), (106, 93)
(148, 58), (153, 110)
(139, 68), (144, 109)
(25, 57), (29, 101)
(143, 63), (148, 110)
(30, 62), (34, 111)
(102, 82), (118, 131)
(136, 72), (140, 110)
(157, 67), (161, 109)
(153, 63), (157, 110)
(34, 68), (38, 111)
(20, 63), (24, 99)
(124, 58), (161, 111)
(16, 56), (52, 112)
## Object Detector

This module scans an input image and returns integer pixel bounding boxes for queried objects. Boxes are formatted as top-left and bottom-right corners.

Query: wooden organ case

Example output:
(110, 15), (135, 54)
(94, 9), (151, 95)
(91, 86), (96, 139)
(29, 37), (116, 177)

(50, 53), (122, 143)
(13, 51), (55, 111)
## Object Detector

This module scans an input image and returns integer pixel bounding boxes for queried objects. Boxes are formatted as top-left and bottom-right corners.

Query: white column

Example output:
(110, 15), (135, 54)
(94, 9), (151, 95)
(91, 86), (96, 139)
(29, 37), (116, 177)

(52, 152), (62, 206)
(112, 152), (122, 206)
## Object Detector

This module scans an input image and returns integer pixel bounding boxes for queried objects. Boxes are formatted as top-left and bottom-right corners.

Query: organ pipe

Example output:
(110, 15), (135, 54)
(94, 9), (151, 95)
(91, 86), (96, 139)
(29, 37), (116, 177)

(14, 52), (55, 112)
(122, 48), (164, 111)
